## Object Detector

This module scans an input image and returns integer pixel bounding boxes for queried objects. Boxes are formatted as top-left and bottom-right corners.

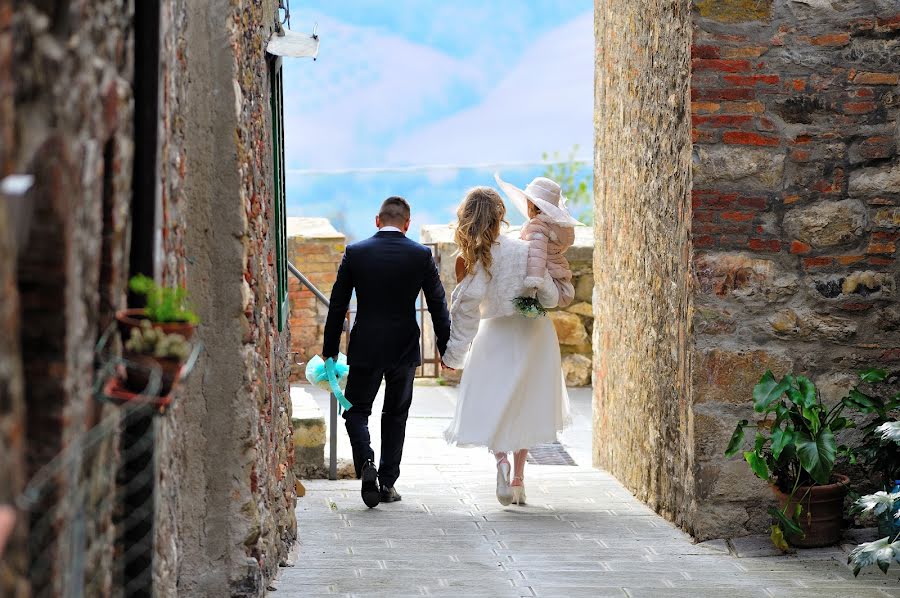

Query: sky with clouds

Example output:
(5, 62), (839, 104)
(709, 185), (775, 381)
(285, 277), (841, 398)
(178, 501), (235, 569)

(283, 1), (593, 240)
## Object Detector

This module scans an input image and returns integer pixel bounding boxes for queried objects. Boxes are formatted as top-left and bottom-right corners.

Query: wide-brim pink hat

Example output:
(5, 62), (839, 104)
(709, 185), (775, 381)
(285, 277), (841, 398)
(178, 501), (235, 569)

(494, 173), (581, 226)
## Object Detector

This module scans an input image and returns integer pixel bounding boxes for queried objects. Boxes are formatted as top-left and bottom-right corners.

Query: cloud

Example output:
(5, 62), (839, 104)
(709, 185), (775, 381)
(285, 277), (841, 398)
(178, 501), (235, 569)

(385, 12), (594, 165)
(282, 12), (485, 170)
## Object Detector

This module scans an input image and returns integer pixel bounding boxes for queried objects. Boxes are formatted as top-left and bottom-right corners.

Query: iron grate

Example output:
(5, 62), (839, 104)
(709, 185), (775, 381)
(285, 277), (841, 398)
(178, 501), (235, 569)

(526, 442), (577, 466)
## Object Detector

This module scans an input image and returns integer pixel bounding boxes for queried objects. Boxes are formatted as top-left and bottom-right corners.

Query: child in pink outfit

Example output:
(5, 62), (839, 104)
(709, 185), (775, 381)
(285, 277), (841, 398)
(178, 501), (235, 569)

(495, 174), (580, 308)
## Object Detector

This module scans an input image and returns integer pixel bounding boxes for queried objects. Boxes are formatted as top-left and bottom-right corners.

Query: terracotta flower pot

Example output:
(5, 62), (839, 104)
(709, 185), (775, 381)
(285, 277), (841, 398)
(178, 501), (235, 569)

(122, 352), (183, 396)
(115, 308), (195, 341)
(772, 474), (849, 548)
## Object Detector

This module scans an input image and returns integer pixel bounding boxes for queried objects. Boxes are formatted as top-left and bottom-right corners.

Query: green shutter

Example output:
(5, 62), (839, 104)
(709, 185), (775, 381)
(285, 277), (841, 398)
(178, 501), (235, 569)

(270, 56), (289, 331)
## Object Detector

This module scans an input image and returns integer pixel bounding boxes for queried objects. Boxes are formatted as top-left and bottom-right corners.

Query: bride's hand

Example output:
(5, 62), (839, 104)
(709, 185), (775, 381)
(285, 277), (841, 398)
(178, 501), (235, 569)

(441, 361), (455, 372)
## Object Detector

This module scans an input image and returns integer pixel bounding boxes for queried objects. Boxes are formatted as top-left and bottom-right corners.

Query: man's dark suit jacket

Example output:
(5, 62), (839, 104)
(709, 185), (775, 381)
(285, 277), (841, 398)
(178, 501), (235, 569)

(323, 230), (451, 368)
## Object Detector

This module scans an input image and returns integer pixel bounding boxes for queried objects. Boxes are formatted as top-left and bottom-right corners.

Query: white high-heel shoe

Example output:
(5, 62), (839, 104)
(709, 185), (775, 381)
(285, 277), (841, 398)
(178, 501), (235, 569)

(496, 460), (513, 506)
(511, 478), (526, 506)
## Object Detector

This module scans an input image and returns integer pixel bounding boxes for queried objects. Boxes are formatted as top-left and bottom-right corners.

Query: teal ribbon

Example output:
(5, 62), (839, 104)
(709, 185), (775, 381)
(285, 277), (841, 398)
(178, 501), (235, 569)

(324, 357), (352, 413)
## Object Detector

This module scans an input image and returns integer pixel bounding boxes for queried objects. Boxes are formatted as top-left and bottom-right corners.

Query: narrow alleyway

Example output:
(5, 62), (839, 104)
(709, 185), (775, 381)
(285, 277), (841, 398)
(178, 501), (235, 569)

(273, 385), (900, 597)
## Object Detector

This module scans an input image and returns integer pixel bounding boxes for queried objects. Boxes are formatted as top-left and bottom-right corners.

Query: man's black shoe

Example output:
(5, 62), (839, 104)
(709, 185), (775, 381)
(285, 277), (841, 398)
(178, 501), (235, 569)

(379, 486), (402, 503)
(361, 461), (381, 508)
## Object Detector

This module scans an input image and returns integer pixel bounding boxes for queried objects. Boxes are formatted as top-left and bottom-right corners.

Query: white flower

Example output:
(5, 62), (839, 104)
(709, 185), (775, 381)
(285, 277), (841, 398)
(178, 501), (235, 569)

(856, 491), (900, 517)
(877, 421), (900, 444)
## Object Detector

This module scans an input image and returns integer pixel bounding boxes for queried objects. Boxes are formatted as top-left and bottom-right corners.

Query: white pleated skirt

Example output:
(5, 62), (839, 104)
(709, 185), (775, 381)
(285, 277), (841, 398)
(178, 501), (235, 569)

(444, 315), (570, 453)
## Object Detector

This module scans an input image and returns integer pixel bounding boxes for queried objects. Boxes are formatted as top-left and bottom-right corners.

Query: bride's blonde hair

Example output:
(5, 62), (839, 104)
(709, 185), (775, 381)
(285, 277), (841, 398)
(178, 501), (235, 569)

(454, 186), (507, 277)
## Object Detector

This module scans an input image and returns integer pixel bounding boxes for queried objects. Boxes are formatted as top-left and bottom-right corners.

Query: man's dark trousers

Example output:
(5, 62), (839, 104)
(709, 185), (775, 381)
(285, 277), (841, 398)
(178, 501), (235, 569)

(322, 229), (451, 491)
(343, 364), (416, 488)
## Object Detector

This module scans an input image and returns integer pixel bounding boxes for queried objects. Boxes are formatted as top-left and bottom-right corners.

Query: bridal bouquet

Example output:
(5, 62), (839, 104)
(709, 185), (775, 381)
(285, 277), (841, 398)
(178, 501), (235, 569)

(512, 296), (547, 319)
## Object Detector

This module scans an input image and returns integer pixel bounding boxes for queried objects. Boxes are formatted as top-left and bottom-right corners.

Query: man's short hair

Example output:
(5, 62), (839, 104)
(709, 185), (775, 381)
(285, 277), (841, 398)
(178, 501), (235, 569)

(379, 196), (411, 224)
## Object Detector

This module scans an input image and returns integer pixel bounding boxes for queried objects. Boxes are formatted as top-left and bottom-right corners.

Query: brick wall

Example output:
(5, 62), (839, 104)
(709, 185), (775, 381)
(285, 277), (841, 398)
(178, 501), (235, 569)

(287, 218), (346, 381)
(689, 0), (900, 539)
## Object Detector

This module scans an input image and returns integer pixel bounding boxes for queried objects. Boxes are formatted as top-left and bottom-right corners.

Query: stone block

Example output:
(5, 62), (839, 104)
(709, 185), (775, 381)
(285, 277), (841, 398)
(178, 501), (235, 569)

(574, 274), (594, 302)
(873, 207), (900, 229)
(694, 0), (772, 22)
(562, 354), (592, 387)
(694, 252), (798, 302)
(811, 270), (894, 300)
(693, 306), (737, 335)
(550, 311), (590, 347)
(693, 348), (793, 405)
(565, 301), (594, 318)
(783, 200), (867, 248)
(693, 146), (784, 189)
(849, 163), (900, 198)
(768, 308), (857, 341)
(291, 387), (325, 469)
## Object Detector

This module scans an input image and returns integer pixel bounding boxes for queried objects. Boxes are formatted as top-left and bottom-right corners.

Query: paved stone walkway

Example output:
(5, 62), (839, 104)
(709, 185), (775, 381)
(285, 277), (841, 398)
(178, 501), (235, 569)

(273, 384), (900, 597)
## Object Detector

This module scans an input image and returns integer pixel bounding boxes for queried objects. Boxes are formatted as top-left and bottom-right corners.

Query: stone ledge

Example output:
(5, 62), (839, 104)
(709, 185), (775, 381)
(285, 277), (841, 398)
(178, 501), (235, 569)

(291, 386), (325, 471)
(287, 217), (346, 240)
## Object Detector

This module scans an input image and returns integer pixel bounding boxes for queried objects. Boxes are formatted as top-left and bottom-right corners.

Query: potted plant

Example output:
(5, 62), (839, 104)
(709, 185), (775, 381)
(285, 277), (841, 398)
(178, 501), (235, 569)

(842, 369), (900, 536)
(122, 320), (192, 395)
(849, 421), (900, 576)
(116, 274), (199, 340)
(114, 275), (199, 396)
(726, 371), (852, 549)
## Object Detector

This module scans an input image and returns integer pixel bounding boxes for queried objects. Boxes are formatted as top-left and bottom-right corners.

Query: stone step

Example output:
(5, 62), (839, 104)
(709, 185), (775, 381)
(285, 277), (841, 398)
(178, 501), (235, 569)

(291, 385), (325, 474)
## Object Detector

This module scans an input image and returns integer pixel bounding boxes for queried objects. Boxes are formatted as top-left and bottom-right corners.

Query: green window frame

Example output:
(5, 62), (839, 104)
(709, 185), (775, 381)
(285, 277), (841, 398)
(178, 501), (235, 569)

(269, 55), (289, 331)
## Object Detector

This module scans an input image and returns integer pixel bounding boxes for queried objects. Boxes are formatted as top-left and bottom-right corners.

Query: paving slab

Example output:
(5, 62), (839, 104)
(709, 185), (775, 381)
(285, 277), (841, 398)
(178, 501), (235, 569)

(272, 385), (900, 596)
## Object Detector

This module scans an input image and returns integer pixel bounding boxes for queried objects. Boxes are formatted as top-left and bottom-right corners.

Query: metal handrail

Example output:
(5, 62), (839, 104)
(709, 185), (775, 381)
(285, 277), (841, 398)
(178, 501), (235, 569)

(288, 261), (339, 480)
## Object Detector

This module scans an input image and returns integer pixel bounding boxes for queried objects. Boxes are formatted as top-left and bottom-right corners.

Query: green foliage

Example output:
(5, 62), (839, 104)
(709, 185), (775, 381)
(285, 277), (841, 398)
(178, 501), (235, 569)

(128, 275), (199, 324)
(843, 369), (900, 490)
(540, 145), (592, 225)
(725, 371), (853, 548)
(125, 320), (191, 361)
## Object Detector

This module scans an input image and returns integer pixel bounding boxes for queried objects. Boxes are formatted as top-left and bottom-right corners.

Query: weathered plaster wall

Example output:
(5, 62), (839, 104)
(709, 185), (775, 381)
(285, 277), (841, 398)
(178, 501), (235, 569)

(172, 0), (296, 595)
(592, 0), (694, 526)
(287, 217), (346, 381)
(690, 0), (900, 539)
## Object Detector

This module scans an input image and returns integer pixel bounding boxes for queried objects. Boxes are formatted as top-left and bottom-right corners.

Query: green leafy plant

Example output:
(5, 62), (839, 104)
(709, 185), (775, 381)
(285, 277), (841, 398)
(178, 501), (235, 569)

(125, 320), (191, 361)
(842, 369), (900, 491)
(726, 371), (853, 548)
(129, 275), (199, 324)
(540, 145), (592, 225)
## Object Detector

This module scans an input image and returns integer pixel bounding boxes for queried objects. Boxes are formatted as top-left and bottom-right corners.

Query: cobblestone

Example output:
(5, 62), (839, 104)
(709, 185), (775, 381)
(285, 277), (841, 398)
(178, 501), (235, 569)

(273, 385), (900, 597)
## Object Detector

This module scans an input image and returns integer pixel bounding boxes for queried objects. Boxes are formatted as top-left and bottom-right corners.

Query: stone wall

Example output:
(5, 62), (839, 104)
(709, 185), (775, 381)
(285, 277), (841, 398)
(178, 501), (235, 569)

(592, 0), (900, 542)
(421, 224), (595, 386)
(689, 0), (900, 540)
(1, 2), (136, 595)
(287, 217), (347, 381)
(592, 0), (694, 528)
(1, 1), (297, 596)
(169, 0), (296, 595)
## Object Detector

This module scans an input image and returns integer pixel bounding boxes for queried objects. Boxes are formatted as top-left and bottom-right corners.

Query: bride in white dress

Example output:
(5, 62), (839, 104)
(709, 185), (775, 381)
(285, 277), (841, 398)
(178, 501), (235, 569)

(442, 186), (570, 506)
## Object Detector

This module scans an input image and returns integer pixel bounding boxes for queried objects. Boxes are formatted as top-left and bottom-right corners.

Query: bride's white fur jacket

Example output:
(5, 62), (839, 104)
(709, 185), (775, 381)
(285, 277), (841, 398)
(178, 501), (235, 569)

(442, 233), (560, 369)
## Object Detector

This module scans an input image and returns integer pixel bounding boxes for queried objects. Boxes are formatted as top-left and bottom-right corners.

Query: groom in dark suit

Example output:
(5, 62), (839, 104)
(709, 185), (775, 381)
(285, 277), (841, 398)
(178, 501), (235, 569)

(323, 196), (451, 508)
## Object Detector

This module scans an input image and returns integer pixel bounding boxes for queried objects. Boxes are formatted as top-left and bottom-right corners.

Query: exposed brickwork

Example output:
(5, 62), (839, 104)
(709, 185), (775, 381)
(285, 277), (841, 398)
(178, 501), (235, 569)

(287, 218), (346, 381)
(688, 0), (900, 540)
